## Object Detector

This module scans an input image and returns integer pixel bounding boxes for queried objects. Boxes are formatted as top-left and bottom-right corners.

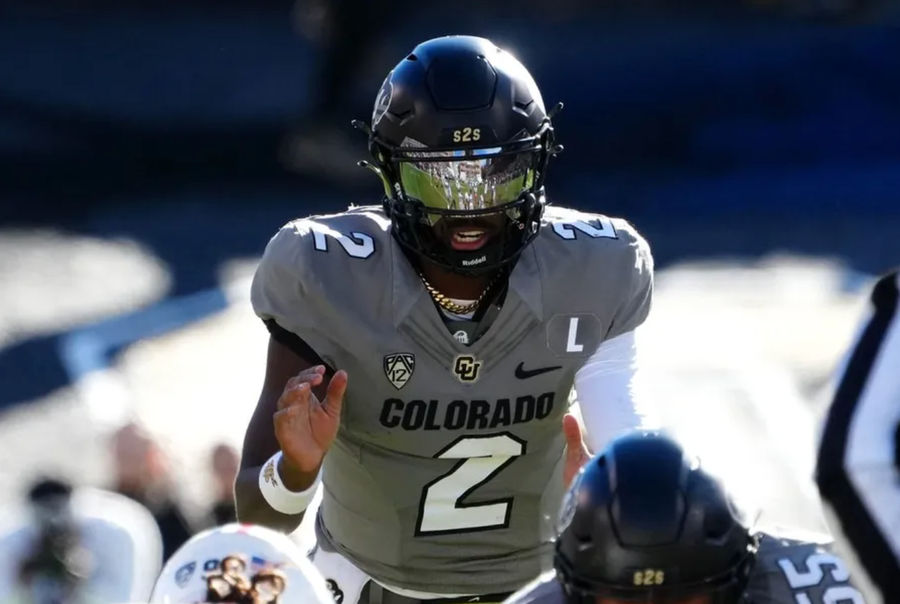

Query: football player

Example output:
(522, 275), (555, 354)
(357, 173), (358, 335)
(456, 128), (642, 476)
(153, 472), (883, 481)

(235, 35), (654, 602)
(506, 431), (865, 604)
(150, 523), (333, 603)
(816, 269), (900, 604)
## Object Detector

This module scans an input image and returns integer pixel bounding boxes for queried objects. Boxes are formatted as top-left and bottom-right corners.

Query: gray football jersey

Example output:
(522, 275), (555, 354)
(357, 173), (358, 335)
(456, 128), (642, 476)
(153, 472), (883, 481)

(251, 205), (653, 594)
(504, 532), (864, 603)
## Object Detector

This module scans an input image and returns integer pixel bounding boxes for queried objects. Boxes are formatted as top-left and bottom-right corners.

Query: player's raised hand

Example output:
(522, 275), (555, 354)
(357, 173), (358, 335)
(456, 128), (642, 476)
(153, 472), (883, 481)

(273, 365), (347, 480)
(562, 413), (592, 488)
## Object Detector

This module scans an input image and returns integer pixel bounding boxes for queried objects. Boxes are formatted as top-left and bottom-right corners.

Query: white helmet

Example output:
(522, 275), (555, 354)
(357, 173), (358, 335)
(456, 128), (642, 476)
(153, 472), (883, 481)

(150, 523), (332, 603)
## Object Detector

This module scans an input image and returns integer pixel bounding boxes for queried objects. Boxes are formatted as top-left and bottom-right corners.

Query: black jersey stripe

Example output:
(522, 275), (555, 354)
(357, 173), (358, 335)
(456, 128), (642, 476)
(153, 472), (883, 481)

(815, 271), (900, 601)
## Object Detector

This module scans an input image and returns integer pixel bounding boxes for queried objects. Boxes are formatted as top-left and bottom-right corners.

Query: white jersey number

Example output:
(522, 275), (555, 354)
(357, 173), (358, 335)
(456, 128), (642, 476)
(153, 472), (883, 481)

(311, 228), (375, 259)
(416, 433), (525, 535)
(778, 553), (865, 604)
(551, 217), (617, 240)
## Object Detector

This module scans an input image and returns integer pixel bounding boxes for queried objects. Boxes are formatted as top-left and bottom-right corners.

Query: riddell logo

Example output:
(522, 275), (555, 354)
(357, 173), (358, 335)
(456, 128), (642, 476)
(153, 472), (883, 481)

(461, 255), (487, 266)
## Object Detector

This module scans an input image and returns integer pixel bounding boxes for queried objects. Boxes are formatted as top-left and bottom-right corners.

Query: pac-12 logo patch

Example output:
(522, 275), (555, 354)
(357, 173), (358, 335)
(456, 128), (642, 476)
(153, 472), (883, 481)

(384, 353), (415, 390)
(453, 354), (482, 383)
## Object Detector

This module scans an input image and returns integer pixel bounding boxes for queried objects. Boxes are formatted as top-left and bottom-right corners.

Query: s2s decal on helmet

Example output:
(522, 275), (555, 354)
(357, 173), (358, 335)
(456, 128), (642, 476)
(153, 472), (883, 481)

(451, 127), (481, 143)
(632, 569), (665, 586)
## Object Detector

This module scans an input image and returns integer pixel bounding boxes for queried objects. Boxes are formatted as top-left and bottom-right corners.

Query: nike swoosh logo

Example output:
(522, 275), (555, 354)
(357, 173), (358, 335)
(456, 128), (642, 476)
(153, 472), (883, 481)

(515, 362), (562, 379)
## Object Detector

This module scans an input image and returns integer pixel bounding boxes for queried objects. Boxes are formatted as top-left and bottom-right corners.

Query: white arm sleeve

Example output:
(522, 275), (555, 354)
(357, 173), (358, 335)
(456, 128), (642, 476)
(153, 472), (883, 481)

(574, 330), (657, 453)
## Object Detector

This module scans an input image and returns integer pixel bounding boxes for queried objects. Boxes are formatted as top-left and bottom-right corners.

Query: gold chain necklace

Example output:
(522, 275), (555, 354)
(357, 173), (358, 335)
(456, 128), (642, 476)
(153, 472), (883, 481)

(418, 271), (501, 315)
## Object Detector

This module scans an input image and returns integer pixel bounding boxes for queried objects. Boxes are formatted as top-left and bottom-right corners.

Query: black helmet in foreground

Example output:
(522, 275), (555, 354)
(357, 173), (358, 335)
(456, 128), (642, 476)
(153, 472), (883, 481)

(555, 432), (758, 604)
(356, 35), (562, 275)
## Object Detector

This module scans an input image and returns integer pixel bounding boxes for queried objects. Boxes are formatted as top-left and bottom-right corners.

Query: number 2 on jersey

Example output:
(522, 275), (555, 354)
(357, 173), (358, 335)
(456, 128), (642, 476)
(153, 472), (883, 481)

(416, 434), (525, 536)
(312, 228), (374, 259)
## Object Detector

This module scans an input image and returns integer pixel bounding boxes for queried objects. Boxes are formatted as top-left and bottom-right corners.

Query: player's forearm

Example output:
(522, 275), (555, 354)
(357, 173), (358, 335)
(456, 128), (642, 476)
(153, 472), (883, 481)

(233, 466), (305, 532)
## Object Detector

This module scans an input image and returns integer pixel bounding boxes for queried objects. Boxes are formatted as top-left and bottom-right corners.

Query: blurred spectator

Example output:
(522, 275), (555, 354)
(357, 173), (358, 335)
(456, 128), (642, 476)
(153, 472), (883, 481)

(111, 422), (194, 561)
(0, 477), (163, 603)
(209, 443), (240, 526)
(15, 479), (90, 603)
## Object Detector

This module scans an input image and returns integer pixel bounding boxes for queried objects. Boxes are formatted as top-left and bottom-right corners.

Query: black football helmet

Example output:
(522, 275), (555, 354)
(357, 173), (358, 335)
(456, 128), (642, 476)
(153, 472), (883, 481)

(555, 432), (758, 604)
(356, 35), (562, 275)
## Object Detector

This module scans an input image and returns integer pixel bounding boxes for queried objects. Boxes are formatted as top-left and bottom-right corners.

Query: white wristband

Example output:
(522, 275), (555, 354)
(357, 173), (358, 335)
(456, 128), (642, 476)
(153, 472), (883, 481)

(258, 451), (321, 515)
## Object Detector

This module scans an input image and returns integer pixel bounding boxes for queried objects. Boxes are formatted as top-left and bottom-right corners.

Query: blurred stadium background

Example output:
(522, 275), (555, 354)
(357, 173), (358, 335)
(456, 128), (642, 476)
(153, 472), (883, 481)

(1, 0), (899, 598)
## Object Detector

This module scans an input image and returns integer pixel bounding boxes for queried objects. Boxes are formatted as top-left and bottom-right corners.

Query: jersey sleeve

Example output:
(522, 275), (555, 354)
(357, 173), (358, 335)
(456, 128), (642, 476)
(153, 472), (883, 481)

(574, 331), (659, 452)
(252, 223), (308, 333)
(605, 220), (654, 341)
(250, 222), (336, 361)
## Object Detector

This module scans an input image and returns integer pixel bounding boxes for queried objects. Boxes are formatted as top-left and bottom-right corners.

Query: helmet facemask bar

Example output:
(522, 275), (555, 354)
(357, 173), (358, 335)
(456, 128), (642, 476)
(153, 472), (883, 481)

(388, 192), (543, 275)
(375, 121), (557, 196)
(398, 145), (538, 220)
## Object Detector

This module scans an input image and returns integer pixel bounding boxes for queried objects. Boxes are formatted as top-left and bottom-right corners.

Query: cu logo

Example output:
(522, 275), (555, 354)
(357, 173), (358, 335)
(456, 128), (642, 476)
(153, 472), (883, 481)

(453, 355), (482, 383)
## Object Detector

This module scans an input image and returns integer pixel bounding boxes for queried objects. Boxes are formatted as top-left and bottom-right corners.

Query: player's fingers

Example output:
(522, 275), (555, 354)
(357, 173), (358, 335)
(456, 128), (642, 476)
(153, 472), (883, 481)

(276, 381), (311, 411)
(272, 405), (305, 440)
(284, 365), (326, 390)
(323, 370), (348, 419)
(288, 364), (326, 383)
(562, 413), (584, 451)
(272, 405), (297, 424)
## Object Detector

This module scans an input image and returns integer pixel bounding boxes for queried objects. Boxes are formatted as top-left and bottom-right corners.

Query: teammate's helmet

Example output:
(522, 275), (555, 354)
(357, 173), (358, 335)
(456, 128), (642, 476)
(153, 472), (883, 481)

(361, 35), (561, 274)
(150, 523), (332, 603)
(555, 432), (757, 604)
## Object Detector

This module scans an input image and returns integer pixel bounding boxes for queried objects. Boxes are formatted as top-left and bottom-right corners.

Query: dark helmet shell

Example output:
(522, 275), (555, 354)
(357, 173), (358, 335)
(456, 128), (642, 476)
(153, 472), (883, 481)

(363, 35), (560, 275)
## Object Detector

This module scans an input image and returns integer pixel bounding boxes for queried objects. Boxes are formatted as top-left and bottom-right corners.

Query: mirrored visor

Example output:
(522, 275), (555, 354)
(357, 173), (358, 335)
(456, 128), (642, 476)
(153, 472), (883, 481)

(398, 147), (535, 212)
